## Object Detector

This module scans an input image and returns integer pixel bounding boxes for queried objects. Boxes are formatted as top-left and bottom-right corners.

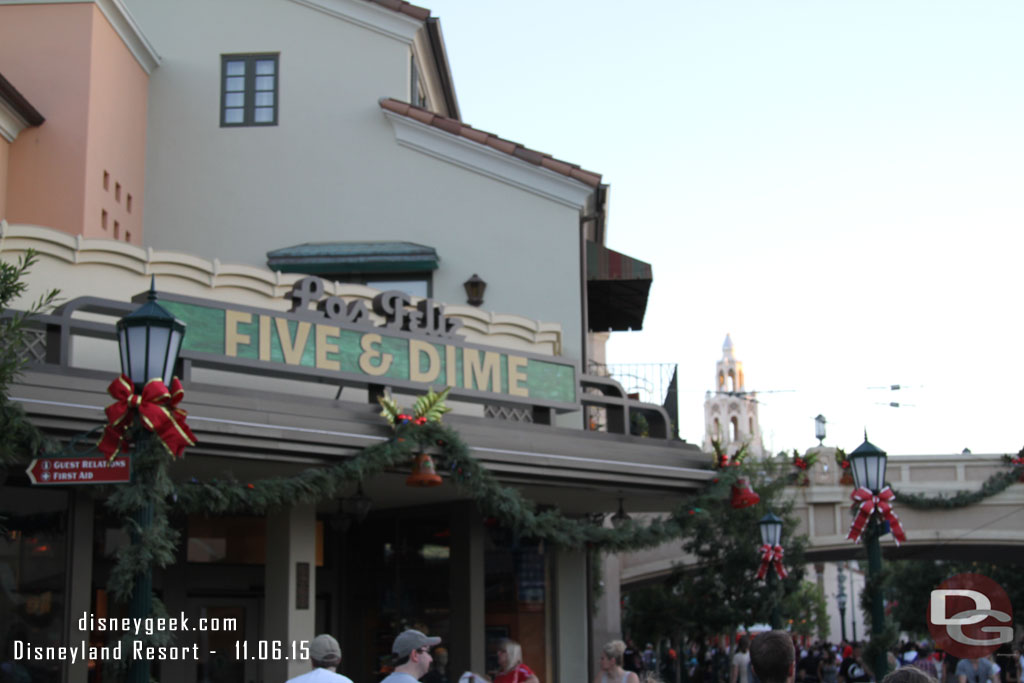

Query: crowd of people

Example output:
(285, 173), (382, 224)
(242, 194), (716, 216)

(283, 629), (1024, 683)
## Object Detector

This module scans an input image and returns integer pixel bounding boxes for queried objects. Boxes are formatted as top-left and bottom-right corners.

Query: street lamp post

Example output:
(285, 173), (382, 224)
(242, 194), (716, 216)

(850, 568), (857, 643)
(759, 511), (784, 630)
(848, 436), (889, 680)
(836, 564), (847, 643)
(116, 279), (186, 683)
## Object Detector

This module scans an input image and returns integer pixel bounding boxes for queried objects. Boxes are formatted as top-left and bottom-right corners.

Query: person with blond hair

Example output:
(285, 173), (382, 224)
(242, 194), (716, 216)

(494, 640), (539, 683)
(732, 636), (752, 683)
(595, 640), (642, 683)
(884, 666), (938, 683)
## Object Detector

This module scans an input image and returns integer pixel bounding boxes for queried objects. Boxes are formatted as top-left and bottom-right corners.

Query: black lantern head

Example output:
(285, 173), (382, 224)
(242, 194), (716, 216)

(814, 414), (827, 444)
(117, 277), (186, 390)
(837, 591), (847, 610)
(848, 434), (887, 492)
(610, 497), (631, 528)
(463, 274), (486, 307)
(759, 511), (783, 547)
(342, 482), (373, 522)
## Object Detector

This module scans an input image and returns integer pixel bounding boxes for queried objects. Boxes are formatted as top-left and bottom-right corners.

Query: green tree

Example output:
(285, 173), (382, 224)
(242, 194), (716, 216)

(623, 455), (810, 642)
(0, 249), (59, 466)
(884, 558), (1024, 637)
(781, 580), (830, 639)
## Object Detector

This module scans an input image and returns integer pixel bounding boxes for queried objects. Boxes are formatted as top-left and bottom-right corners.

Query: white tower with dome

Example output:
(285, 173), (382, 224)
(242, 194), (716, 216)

(703, 334), (765, 458)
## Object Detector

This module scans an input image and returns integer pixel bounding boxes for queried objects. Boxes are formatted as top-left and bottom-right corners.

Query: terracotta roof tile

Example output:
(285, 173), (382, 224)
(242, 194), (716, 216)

(407, 107), (435, 125)
(379, 98), (602, 188)
(512, 146), (545, 165)
(459, 127), (490, 145)
(379, 98), (410, 116)
(433, 117), (462, 136)
(485, 136), (517, 155)
(365, 0), (431, 21)
(540, 157), (575, 176)
(569, 168), (602, 186)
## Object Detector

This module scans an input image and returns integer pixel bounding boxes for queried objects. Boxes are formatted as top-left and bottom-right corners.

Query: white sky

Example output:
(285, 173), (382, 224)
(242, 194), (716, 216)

(423, 0), (1024, 456)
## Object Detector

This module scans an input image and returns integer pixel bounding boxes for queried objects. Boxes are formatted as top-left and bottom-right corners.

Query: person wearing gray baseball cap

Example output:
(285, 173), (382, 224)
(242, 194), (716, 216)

(286, 633), (354, 683)
(381, 629), (442, 683)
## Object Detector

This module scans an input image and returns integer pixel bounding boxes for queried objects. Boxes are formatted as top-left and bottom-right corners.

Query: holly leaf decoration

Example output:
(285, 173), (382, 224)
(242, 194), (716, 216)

(413, 387), (452, 423)
(377, 392), (401, 426)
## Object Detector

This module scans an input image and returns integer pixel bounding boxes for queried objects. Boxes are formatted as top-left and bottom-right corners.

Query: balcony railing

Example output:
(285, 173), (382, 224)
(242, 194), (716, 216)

(587, 362), (679, 439)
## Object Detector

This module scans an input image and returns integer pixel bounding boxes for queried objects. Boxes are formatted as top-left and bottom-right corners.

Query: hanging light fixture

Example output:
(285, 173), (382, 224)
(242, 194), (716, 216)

(610, 497), (631, 527)
(463, 274), (487, 307)
(342, 482), (373, 521)
(116, 276), (186, 389)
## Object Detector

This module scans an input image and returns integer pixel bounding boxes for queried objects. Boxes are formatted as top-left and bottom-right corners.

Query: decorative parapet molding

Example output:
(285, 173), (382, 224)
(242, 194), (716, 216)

(0, 222), (562, 355)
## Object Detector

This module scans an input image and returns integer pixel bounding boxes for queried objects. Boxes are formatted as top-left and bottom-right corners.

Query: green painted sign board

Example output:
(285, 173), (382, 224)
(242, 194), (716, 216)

(160, 296), (578, 410)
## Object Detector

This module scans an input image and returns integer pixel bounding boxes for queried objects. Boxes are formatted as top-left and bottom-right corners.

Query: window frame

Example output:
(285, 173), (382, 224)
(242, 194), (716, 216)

(220, 53), (280, 127)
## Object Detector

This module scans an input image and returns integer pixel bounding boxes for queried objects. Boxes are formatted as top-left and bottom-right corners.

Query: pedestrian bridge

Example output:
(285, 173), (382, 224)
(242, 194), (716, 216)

(620, 451), (1024, 585)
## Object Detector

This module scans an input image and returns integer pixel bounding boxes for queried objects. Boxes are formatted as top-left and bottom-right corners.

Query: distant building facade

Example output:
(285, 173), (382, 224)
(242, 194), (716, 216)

(703, 334), (764, 458)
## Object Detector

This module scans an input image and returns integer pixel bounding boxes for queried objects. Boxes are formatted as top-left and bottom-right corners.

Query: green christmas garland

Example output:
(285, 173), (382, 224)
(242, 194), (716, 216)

(892, 449), (1024, 510)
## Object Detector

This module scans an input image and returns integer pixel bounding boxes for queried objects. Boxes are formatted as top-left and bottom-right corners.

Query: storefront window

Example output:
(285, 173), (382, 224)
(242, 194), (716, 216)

(0, 487), (69, 683)
(183, 516), (323, 566)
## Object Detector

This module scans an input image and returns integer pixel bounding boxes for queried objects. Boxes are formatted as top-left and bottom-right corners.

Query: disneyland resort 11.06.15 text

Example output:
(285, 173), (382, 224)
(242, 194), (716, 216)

(11, 612), (309, 663)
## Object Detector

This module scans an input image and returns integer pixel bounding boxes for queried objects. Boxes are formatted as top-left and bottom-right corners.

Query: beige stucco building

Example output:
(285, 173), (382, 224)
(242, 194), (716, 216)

(0, 2), (707, 682)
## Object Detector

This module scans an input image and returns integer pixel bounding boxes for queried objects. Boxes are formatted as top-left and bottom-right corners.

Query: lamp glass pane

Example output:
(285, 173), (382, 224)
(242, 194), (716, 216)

(872, 454), (887, 490)
(118, 326), (130, 378)
(125, 326), (149, 385)
(759, 519), (781, 547)
(851, 456), (869, 490)
(164, 328), (184, 384)
(146, 326), (171, 384)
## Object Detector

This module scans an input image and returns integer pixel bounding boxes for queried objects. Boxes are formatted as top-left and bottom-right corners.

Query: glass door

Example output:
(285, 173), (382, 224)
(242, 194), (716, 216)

(185, 597), (260, 683)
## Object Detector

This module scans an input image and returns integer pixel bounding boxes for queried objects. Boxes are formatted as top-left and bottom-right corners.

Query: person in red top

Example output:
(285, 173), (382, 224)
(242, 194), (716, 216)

(494, 640), (539, 683)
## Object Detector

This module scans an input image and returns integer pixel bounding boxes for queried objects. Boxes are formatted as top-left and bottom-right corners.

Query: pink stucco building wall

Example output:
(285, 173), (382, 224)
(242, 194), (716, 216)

(0, 3), (149, 242)
(0, 139), (9, 218)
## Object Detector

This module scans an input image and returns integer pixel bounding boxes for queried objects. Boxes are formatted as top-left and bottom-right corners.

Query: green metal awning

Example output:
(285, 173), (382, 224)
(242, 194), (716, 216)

(266, 242), (439, 274)
(586, 241), (652, 332)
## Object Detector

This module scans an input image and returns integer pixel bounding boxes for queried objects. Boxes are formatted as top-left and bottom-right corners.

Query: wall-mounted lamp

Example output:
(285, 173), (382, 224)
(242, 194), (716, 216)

(463, 274), (487, 307)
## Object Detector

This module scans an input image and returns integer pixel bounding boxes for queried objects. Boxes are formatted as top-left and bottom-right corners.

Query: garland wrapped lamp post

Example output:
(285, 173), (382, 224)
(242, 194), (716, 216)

(111, 279), (187, 683)
(758, 511), (785, 629)
(846, 435), (904, 681)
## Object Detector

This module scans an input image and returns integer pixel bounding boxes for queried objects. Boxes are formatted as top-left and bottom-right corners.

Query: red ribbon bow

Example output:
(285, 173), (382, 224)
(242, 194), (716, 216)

(756, 544), (788, 580)
(97, 375), (197, 460)
(846, 485), (907, 546)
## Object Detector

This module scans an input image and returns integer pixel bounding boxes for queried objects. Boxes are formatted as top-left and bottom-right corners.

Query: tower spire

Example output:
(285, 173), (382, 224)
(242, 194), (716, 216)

(704, 334), (764, 459)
